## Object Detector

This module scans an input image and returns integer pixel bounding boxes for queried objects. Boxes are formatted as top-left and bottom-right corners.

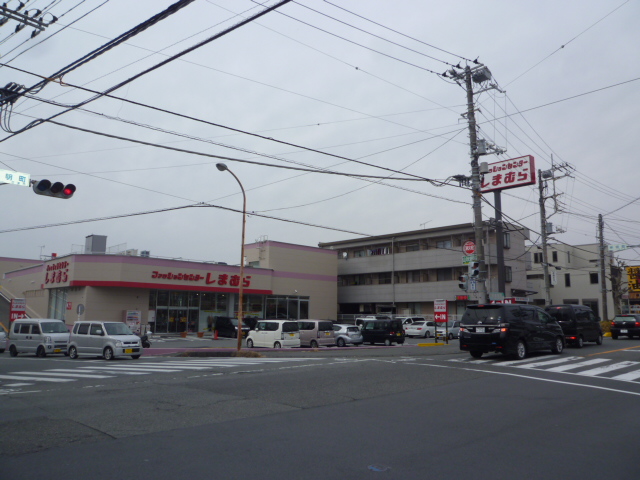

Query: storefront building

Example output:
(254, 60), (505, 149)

(0, 239), (337, 332)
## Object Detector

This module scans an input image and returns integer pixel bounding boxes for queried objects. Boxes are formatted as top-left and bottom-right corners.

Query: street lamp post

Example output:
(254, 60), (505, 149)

(216, 163), (246, 352)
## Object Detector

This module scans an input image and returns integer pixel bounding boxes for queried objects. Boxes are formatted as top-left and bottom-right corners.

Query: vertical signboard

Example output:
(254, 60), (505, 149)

(434, 299), (448, 323)
(124, 310), (142, 335)
(10, 298), (27, 321)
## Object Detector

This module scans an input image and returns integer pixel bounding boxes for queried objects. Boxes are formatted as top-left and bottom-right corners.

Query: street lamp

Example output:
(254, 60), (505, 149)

(216, 162), (246, 352)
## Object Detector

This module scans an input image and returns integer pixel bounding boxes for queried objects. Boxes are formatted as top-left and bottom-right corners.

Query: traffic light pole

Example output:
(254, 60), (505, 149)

(464, 66), (488, 304)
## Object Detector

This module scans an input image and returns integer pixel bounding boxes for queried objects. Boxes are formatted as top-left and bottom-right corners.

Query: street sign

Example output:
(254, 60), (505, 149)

(489, 292), (505, 301)
(608, 244), (629, 252)
(10, 298), (26, 321)
(434, 299), (448, 323)
(1, 169), (30, 187)
(469, 278), (477, 292)
(462, 241), (476, 255)
(462, 254), (477, 265)
(480, 155), (536, 193)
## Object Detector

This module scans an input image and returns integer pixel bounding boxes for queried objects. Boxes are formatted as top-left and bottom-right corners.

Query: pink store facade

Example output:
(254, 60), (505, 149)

(0, 240), (337, 333)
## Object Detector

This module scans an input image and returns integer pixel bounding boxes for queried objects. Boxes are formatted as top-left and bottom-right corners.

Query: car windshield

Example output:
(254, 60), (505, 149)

(41, 322), (68, 333)
(462, 307), (504, 325)
(282, 322), (299, 333)
(104, 323), (134, 335)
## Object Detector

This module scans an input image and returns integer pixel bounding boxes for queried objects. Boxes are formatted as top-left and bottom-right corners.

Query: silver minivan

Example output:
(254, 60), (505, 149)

(298, 320), (335, 348)
(8, 318), (70, 357)
(68, 321), (142, 360)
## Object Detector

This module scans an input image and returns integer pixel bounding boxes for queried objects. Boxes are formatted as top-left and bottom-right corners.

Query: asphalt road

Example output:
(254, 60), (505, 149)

(1, 337), (640, 479)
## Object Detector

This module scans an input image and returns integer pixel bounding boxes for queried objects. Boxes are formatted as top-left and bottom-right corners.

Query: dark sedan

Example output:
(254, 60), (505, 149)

(610, 315), (640, 339)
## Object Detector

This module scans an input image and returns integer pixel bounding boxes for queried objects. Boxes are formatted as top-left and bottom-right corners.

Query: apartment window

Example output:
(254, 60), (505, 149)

(368, 247), (390, 256)
(436, 240), (452, 249)
(503, 232), (511, 249)
(590, 272), (599, 284)
(552, 251), (558, 263)
(564, 273), (571, 287)
(408, 270), (421, 283)
(378, 272), (392, 284)
(505, 266), (513, 283)
(567, 251), (571, 263)
(406, 243), (419, 252)
(533, 252), (543, 263)
(436, 268), (452, 281)
(354, 250), (365, 258)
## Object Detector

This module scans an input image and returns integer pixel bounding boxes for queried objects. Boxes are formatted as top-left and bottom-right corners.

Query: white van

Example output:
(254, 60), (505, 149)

(246, 320), (300, 348)
(298, 320), (335, 348)
(68, 321), (143, 360)
(8, 318), (70, 357)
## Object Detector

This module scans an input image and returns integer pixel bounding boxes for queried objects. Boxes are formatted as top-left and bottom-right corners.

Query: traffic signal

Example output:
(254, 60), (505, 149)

(32, 179), (76, 199)
(469, 261), (480, 278)
(458, 274), (468, 290)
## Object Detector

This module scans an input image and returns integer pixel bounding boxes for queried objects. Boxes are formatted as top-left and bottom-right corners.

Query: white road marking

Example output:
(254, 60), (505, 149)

(545, 358), (609, 372)
(13, 371), (113, 379)
(576, 361), (640, 377)
(0, 375), (73, 383)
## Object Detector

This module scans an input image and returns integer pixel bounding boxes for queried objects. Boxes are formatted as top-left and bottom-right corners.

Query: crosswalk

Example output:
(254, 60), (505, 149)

(0, 358), (322, 392)
(449, 355), (640, 383)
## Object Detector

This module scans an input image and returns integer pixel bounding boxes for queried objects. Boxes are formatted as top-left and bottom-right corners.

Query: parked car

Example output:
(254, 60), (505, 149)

(361, 319), (405, 346)
(405, 320), (436, 338)
(436, 320), (461, 340)
(610, 314), (640, 339)
(397, 316), (427, 332)
(333, 324), (363, 347)
(298, 320), (335, 348)
(0, 325), (6, 354)
(544, 304), (603, 347)
(459, 304), (565, 360)
(8, 318), (70, 357)
(68, 321), (142, 360)
(246, 320), (300, 348)
(213, 316), (255, 338)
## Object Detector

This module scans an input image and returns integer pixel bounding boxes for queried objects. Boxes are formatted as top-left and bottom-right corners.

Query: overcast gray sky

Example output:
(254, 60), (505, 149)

(1, 0), (639, 265)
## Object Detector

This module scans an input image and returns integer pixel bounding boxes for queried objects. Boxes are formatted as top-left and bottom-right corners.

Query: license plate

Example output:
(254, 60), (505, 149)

(476, 327), (485, 333)
(621, 329), (628, 333)
(125, 348), (134, 354)
(325, 332), (331, 336)
(397, 333), (402, 336)
(289, 333), (295, 337)
(53, 348), (61, 353)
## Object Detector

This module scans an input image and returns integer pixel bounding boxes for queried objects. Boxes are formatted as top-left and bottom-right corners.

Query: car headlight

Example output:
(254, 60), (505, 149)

(45, 336), (52, 343)
(115, 340), (123, 347)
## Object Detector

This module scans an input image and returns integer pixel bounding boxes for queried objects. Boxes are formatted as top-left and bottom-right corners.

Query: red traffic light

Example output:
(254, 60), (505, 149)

(32, 179), (76, 199)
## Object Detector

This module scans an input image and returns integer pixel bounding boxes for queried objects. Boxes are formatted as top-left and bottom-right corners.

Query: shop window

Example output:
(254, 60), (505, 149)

(170, 292), (187, 307)
(590, 272), (599, 284)
(582, 299), (598, 316)
(149, 290), (157, 310)
(157, 290), (169, 307)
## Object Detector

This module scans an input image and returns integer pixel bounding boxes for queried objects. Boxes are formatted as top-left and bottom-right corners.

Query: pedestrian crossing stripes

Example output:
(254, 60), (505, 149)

(0, 358), (324, 391)
(449, 356), (640, 383)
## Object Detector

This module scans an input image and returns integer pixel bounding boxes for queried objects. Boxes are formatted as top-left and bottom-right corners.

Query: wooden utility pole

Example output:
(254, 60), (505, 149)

(598, 214), (609, 320)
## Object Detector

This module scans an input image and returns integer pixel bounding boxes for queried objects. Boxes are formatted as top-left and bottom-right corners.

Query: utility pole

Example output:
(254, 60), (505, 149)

(598, 214), (609, 320)
(462, 65), (493, 304)
(538, 170), (552, 304)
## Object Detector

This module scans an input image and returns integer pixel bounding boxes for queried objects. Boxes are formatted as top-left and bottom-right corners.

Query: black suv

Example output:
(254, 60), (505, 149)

(459, 304), (565, 359)
(213, 316), (257, 338)
(544, 305), (603, 347)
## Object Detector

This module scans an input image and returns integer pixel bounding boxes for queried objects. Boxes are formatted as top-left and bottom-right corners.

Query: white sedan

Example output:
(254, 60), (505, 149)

(405, 321), (436, 338)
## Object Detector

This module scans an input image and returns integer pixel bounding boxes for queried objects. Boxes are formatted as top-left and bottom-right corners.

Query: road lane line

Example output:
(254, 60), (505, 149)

(13, 371), (113, 379)
(0, 375), (73, 383)
(576, 361), (640, 376)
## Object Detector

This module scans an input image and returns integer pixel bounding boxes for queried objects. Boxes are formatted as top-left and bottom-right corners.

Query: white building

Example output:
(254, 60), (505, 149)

(526, 242), (615, 320)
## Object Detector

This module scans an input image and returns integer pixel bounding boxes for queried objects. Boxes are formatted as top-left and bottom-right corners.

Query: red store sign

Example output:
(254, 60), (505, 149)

(45, 261), (69, 285)
(151, 271), (252, 287)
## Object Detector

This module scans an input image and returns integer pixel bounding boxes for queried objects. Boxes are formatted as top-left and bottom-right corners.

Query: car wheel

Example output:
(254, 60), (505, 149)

(337, 338), (346, 347)
(131, 355), (141, 359)
(273, 342), (282, 349)
(103, 346), (114, 360)
(68, 346), (78, 359)
(384, 339), (392, 346)
(36, 346), (46, 358)
(576, 336), (584, 348)
(310, 340), (318, 349)
(470, 350), (483, 359)
(246, 338), (254, 348)
(515, 340), (527, 360)
(448, 333), (454, 340)
(425, 331), (430, 338)
(551, 336), (564, 354)
(9, 345), (18, 357)
(596, 333), (603, 345)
